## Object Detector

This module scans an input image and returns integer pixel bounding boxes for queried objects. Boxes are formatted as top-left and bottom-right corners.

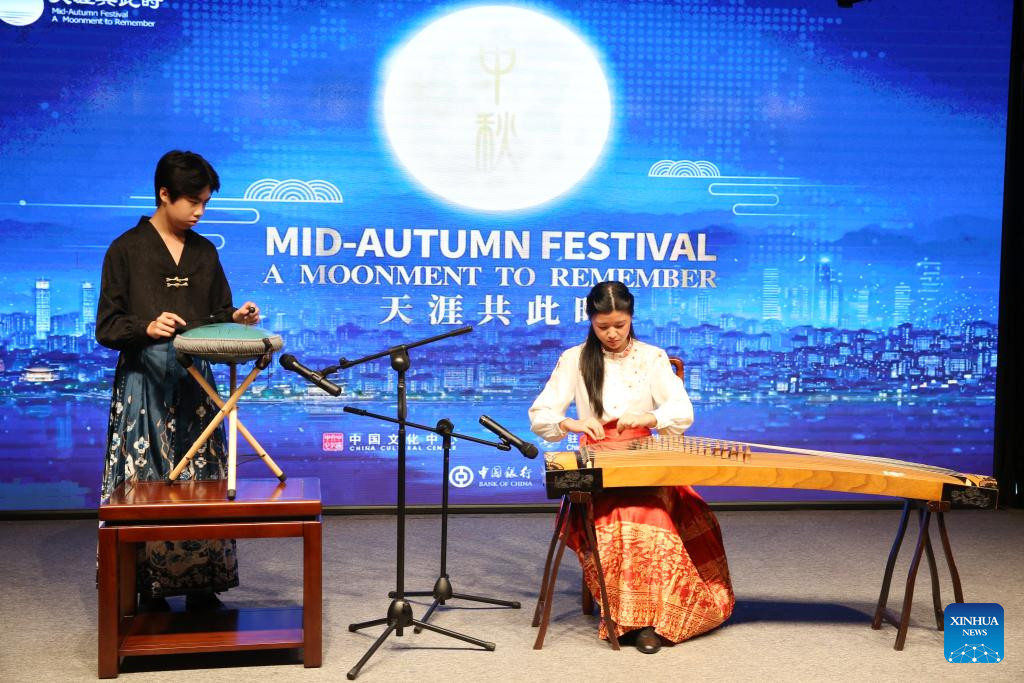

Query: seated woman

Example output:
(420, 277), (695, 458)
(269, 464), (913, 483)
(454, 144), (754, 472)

(528, 281), (734, 653)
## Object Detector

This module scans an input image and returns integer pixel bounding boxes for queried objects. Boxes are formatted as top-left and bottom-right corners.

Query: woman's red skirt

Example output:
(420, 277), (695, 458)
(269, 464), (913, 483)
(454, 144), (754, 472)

(565, 423), (735, 643)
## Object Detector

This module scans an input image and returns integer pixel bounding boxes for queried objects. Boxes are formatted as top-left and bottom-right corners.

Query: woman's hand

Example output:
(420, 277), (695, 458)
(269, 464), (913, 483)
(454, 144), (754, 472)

(617, 411), (656, 432)
(559, 417), (606, 441)
(232, 301), (260, 325)
(146, 311), (186, 339)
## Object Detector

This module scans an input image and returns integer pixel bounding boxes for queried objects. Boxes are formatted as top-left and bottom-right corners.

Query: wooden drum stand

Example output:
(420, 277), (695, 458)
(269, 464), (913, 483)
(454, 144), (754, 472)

(169, 323), (286, 499)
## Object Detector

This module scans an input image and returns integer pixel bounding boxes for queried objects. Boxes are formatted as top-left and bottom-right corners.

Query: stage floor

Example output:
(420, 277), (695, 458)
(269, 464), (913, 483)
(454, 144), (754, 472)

(2, 508), (1021, 682)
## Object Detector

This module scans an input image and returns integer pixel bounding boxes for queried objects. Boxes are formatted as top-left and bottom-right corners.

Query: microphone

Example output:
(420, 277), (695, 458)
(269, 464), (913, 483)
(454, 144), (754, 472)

(479, 415), (539, 459)
(279, 354), (341, 397)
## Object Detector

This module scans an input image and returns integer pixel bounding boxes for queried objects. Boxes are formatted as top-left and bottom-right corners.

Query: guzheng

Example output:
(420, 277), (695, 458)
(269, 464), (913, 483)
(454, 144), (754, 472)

(544, 433), (998, 508)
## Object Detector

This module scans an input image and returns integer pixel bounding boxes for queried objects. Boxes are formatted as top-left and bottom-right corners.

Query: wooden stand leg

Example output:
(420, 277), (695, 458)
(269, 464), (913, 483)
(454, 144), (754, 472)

(184, 365), (286, 481)
(168, 364), (263, 483)
(98, 526), (119, 679)
(580, 498), (619, 650)
(936, 510), (964, 603)
(923, 534), (944, 630)
(873, 500), (911, 630)
(894, 508), (932, 651)
(534, 511), (571, 650)
(227, 365), (238, 500)
(533, 497), (570, 628)
(303, 520), (323, 668)
(873, 500), (962, 650)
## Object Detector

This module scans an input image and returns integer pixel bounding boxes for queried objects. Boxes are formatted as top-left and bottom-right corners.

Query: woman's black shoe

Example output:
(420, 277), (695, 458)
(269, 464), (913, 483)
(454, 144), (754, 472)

(634, 627), (662, 654)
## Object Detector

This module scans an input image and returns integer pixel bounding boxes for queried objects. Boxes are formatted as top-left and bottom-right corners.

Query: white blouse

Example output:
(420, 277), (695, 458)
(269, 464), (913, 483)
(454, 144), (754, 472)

(528, 339), (694, 442)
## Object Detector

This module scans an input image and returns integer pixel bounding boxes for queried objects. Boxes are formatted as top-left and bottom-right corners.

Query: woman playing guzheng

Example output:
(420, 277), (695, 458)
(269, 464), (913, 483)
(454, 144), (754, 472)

(528, 281), (734, 653)
(96, 150), (260, 612)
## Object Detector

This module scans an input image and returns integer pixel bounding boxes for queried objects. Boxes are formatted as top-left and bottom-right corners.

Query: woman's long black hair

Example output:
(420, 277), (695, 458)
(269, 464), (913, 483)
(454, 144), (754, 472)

(580, 281), (636, 418)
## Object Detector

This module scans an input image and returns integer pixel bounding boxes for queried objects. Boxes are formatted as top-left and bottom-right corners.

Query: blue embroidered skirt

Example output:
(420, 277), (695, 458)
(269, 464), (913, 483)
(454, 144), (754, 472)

(101, 341), (239, 598)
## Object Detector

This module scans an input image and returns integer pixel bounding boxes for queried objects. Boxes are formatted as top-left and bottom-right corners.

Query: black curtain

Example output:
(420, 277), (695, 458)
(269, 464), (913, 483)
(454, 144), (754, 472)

(994, 0), (1024, 508)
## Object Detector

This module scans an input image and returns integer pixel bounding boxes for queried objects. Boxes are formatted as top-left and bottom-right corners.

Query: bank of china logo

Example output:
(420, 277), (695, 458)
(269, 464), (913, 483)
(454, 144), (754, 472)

(449, 465), (474, 488)
(945, 603), (1003, 663)
(1, 0), (44, 27)
(381, 5), (611, 212)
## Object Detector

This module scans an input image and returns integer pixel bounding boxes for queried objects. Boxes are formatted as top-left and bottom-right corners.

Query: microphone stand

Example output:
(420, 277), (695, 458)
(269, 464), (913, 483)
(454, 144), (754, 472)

(340, 409), (521, 632)
(336, 327), (495, 681)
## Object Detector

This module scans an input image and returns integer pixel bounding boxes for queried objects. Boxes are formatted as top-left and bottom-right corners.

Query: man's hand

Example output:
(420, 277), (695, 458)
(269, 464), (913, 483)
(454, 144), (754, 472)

(232, 301), (260, 325)
(146, 311), (186, 339)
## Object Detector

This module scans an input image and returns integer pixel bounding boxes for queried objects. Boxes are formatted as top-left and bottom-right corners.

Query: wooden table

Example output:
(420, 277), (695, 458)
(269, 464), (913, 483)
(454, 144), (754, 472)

(97, 478), (322, 678)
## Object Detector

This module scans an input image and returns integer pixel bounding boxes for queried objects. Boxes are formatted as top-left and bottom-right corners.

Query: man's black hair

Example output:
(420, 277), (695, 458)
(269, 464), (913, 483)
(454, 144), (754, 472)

(153, 150), (220, 207)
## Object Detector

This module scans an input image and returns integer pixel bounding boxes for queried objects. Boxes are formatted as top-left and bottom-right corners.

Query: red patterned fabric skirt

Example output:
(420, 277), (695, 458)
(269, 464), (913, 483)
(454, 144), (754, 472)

(565, 423), (735, 643)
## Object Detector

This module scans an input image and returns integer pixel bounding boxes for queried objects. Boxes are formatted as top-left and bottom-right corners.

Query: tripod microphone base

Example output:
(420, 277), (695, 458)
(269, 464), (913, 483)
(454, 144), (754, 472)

(432, 575), (454, 601)
(390, 575), (453, 602)
(395, 575), (522, 633)
(349, 598), (413, 633)
(346, 599), (495, 680)
(450, 592), (521, 609)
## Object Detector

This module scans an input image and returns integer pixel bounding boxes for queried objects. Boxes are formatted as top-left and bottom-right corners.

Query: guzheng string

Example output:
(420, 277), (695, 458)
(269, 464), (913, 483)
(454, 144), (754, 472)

(581, 433), (973, 482)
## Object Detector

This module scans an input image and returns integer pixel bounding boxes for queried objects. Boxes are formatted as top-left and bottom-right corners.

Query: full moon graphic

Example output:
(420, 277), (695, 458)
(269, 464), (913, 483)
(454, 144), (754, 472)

(381, 6), (612, 212)
(0, 0), (44, 27)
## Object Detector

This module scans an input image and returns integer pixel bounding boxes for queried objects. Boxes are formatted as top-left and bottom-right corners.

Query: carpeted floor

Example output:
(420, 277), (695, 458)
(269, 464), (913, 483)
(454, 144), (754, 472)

(1, 508), (1021, 682)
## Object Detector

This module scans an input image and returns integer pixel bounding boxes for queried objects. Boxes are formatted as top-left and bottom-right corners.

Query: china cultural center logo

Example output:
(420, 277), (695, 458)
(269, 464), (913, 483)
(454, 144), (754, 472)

(945, 603), (1003, 663)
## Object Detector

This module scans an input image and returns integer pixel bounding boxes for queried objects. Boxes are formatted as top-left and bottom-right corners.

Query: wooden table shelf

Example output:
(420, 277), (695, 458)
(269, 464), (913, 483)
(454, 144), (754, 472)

(118, 607), (306, 656)
(98, 478), (322, 678)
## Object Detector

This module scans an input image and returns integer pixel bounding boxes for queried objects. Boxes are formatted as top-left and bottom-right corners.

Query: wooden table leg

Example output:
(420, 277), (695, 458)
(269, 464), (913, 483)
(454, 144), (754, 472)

(118, 540), (136, 639)
(303, 519), (323, 668)
(98, 526), (120, 679)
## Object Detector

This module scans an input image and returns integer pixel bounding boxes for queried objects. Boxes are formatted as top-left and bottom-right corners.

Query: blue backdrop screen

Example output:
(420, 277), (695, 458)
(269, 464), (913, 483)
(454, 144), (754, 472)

(0, 0), (1011, 509)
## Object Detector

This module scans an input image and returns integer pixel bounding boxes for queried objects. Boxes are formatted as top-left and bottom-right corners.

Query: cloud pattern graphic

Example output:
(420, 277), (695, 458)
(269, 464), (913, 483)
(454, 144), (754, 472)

(243, 178), (344, 203)
(648, 159), (722, 178)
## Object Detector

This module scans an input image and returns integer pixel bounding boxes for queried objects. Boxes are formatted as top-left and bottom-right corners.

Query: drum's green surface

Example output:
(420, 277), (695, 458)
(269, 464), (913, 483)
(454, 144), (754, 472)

(173, 323), (283, 363)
